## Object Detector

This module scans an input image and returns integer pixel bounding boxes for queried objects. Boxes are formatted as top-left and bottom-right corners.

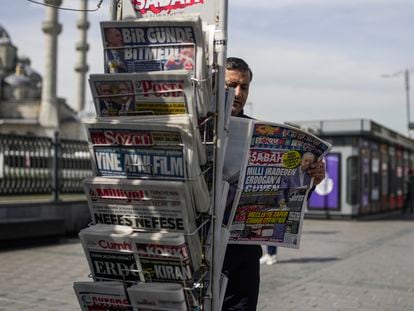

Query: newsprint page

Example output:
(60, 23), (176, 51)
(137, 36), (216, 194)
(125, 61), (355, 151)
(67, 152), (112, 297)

(224, 117), (332, 248)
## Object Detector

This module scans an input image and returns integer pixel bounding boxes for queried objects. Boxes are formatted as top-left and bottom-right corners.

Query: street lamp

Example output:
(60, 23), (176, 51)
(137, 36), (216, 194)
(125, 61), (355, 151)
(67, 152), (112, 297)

(381, 68), (414, 136)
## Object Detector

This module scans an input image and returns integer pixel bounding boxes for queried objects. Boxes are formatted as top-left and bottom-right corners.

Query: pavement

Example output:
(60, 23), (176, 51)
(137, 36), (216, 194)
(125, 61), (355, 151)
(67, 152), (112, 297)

(0, 213), (413, 311)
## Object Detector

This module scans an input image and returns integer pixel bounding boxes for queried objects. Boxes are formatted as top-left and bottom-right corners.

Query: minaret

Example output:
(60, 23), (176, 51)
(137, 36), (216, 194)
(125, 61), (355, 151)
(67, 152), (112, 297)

(74, 0), (89, 113)
(39, 0), (62, 130)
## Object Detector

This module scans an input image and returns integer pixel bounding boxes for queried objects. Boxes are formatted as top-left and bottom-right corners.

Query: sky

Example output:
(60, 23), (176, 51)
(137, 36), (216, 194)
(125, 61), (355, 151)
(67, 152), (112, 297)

(1, 0), (414, 135)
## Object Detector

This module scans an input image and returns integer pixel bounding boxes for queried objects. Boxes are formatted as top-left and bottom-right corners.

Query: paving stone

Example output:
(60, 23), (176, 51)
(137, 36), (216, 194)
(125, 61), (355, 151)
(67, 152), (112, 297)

(0, 217), (414, 310)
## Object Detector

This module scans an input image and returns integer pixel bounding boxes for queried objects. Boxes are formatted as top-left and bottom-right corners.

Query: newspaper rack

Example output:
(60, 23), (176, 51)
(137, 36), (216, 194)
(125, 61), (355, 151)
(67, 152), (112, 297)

(74, 1), (229, 311)
(81, 218), (212, 310)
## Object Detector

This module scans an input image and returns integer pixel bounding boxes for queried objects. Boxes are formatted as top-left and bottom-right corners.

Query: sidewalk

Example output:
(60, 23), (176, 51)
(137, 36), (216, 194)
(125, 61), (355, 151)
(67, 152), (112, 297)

(259, 213), (414, 311)
(0, 215), (413, 310)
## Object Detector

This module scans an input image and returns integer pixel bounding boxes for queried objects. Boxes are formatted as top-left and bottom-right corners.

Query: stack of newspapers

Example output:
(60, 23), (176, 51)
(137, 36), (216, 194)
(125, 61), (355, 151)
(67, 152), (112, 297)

(74, 13), (214, 311)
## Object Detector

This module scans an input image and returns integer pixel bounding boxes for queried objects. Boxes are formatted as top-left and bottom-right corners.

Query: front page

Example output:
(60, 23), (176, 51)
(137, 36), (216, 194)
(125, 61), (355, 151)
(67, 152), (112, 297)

(89, 71), (195, 118)
(100, 16), (211, 116)
(127, 283), (187, 311)
(84, 177), (199, 231)
(224, 118), (332, 248)
(79, 224), (143, 283)
(130, 232), (201, 287)
(73, 281), (132, 311)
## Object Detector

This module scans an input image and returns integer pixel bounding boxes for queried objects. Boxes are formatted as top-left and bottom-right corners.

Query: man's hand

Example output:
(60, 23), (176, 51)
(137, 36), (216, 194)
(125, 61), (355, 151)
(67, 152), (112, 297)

(307, 160), (326, 186)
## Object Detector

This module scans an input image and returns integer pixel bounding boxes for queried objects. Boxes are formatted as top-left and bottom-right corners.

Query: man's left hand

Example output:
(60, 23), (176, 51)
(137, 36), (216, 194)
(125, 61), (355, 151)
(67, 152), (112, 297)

(307, 160), (326, 186)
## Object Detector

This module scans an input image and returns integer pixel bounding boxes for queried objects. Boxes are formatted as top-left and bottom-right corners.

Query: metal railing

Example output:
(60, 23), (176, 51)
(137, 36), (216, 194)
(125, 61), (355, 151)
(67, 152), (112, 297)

(0, 133), (92, 198)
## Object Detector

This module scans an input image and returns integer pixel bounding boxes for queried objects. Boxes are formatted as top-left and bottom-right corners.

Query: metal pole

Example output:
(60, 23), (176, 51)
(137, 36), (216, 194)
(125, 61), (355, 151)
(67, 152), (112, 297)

(109, 0), (118, 20)
(212, 0), (228, 310)
(405, 70), (411, 135)
(53, 131), (60, 201)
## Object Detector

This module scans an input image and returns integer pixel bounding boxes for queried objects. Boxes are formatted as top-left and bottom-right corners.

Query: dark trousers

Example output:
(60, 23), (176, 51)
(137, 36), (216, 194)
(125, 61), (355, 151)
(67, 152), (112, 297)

(403, 193), (414, 214)
(267, 246), (277, 256)
(222, 244), (262, 311)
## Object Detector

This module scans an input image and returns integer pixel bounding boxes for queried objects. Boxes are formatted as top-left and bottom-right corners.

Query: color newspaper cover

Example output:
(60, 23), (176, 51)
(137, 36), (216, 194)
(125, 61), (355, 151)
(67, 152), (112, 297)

(84, 118), (209, 212)
(127, 283), (187, 311)
(84, 112), (206, 166)
(100, 16), (211, 116)
(130, 232), (201, 287)
(101, 16), (202, 75)
(122, 0), (218, 27)
(89, 71), (194, 118)
(79, 224), (144, 283)
(84, 177), (199, 231)
(91, 146), (185, 179)
(73, 281), (132, 311)
(224, 117), (332, 248)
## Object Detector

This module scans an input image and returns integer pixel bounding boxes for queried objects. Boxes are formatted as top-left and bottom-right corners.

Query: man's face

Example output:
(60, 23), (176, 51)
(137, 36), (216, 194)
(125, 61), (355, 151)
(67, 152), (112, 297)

(117, 83), (132, 103)
(300, 154), (315, 171)
(106, 28), (123, 47)
(225, 69), (251, 116)
(99, 84), (112, 96)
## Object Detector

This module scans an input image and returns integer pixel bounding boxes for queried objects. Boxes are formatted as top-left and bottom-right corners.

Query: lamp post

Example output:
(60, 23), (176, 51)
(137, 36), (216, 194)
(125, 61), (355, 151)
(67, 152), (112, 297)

(382, 68), (414, 136)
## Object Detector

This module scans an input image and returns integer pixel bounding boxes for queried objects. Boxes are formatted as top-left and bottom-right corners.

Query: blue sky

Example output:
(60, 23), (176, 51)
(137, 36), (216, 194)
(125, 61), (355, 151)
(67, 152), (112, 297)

(1, 0), (414, 135)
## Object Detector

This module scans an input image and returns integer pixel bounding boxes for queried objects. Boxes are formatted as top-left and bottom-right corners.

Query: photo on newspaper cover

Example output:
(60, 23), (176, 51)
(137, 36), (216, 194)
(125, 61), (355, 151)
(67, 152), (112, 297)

(90, 72), (193, 118)
(101, 19), (202, 75)
(225, 119), (332, 248)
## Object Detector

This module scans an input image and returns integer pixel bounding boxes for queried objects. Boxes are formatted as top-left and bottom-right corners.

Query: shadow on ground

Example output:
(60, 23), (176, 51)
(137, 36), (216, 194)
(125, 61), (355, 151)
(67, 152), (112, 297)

(277, 257), (340, 264)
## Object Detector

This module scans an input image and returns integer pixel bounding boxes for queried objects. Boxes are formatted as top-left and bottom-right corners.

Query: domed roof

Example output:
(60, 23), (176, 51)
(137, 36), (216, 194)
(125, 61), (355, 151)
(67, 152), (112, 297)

(4, 64), (31, 87)
(4, 74), (31, 87)
(0, 25), (12, 45)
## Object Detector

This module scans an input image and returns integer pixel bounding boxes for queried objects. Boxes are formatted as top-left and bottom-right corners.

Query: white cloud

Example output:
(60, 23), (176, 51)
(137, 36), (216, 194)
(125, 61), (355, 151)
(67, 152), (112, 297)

(232, 0), (411, 9)
(2, 0), (412, 135)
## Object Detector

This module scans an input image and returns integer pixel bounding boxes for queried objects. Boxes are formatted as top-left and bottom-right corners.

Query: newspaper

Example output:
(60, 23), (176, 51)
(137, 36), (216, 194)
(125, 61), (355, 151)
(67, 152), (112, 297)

(84, 117), (209, 212)
(79, 224), (143, 283)
(89, 71), (196, 118)
(100, 15), (211, 116)
(73, 281), (132, 311)
(84, 115), (204, 165)
(127, 283), (187, 311)
(122, 1), (219, 27)
(84, 177), (200, 231)
(130, 232), (201, 287)
(224, 117), (332, 248)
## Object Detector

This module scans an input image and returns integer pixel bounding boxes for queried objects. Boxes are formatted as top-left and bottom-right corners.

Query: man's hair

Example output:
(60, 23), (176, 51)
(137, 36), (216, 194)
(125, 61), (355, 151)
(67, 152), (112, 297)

(226, 57), (253, 81)
(302, 152), (315, 160)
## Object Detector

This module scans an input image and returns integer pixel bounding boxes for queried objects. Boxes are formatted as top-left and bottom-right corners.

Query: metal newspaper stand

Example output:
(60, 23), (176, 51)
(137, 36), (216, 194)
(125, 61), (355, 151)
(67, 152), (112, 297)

(109, 1), (229, 310)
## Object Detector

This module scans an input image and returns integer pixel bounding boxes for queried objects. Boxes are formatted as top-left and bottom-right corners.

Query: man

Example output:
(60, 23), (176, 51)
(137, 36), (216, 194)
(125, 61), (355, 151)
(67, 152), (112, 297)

(97, 83), (122, 116)
(115, 82), (135, 114)
(222, 57), (326, 311)
(282, 151), (316, 189)
(403, 169), (414, 214)
(104, 27), (127, 73)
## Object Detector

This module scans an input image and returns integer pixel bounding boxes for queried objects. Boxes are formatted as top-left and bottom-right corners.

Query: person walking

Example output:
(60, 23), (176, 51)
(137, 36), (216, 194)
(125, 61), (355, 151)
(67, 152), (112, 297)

(260, 246), (278, 265)
(403, 169), (414, 214)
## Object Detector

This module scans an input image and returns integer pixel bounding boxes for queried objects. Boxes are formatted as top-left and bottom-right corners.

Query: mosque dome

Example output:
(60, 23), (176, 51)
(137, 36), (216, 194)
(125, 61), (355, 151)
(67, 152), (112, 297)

(4, 64), (31, 87)
(3, 63), (38, 100)
(0, 25), (12, 45)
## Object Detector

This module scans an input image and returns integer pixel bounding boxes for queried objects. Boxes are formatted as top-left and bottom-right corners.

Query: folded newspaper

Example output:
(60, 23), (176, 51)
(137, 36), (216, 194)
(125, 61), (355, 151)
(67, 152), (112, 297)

(79, 224), (143, 283)
(84, 117), (209, 213)
(100, 15), (211, 116)
(130, 231), (202, 287)
(84, 114), (206, 164)
(89, 71), (196, 118)
(84, 177), (201, 231)
(127, 282), (187, 311)
(121, 1), (219, 27)
(224, 117), (332, 248)
(73, 281), (132, 311)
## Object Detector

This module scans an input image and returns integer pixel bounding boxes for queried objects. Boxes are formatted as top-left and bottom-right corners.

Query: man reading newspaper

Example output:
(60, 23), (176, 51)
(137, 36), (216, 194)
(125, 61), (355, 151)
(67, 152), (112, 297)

(222, 57), (326, 311)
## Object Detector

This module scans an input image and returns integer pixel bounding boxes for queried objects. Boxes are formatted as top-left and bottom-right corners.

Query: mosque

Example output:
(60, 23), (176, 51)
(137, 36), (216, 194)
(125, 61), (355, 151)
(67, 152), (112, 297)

(0, 0), (89, 140)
